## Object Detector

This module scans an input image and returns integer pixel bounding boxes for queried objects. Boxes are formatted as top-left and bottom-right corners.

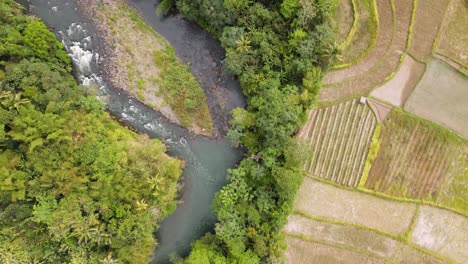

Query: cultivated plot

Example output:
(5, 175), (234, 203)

(284, 213), (448, 263)
(365, 109), (466, 205)
(298, 98), (377, 187)
(334, 0), (355, 46)
(404, 59), (468, 138)
(332, 0), (379, 67)
(393, 244), (447, 264)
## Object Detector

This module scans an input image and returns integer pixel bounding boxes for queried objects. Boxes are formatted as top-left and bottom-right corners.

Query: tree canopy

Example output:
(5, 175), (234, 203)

(170, 0), (338, 263)
(0, 1), (182, 263)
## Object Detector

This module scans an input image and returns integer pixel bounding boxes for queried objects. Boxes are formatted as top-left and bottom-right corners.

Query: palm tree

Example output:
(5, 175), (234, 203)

(136, 199), (148, 211)
(100, 253), (118, 264)
(0, 91), (30, 111)
(236, 36), (252, 53)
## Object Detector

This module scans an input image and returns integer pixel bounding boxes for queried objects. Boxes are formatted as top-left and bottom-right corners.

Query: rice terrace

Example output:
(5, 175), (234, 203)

(288, 0), (468, 263)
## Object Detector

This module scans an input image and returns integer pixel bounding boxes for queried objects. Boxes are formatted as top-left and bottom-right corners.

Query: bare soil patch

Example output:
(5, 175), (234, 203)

(285, 236), (386, 264)
(404, 59), (468, 138)
(411, 206), (468, 263)
(370, 55), (426, 106)
(435, 0), (468, 67)
(368, 99), (392, 122)
(320, 0), (414, 103)
(298, 98), (377, 187)
(295, 178), (417, 235)
(325, 0), (393, 84)
(409, 0), (451, 61)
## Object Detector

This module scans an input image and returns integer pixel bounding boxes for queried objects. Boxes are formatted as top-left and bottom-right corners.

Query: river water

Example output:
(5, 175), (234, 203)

(23, 0), (244, 262)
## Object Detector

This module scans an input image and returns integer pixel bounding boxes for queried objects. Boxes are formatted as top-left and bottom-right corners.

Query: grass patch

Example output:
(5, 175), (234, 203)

(358, 123), (381, 187)
(136, 79), (145, 90)
(153, 48), (213, 130)
(137, 90), (146, 101)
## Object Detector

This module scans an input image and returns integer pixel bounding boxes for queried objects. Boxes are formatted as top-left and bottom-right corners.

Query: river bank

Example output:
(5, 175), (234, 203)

(126, 0), (246, 137)
(76, 0), (214, 136)
(23, 0), (245, 262)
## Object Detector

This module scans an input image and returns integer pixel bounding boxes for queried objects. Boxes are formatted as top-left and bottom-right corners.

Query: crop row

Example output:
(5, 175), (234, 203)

(299, 99), (377, 187)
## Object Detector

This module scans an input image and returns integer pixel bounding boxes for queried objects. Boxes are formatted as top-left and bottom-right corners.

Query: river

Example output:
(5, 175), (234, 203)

(22, 0), (244, 262)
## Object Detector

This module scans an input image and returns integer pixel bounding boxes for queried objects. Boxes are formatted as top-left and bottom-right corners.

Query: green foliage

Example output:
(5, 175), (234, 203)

(176, 0), (337, 261)
(0, 1), (183, 263)
(281, 0), (299, 18)
(157, 0), (176, 15)
(358, 124), (381, 188)
(153, 49), (213, 130)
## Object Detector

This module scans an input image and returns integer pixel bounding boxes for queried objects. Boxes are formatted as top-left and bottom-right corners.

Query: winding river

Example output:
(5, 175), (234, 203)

(22, 0), (244, 262)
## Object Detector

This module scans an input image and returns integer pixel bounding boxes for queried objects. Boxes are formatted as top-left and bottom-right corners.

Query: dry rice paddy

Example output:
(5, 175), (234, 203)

(298, 98), (377, 187)
(286, 179), (465, 263)
(295, 178), (417, 235)
(408, 0), (451, 61)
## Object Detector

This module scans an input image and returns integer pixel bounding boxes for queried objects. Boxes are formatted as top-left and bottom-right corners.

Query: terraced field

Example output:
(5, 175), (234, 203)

(334, 0), (355, 45)
(332, 0), (379, 68)
(325, 0), (392, 83)
(289, 0), (468, 262)
(298, 98), (377, 187)
(321, 0), (414, 102)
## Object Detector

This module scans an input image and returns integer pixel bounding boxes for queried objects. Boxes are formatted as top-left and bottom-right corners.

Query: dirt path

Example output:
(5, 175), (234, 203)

(324, 0), (393, 84)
